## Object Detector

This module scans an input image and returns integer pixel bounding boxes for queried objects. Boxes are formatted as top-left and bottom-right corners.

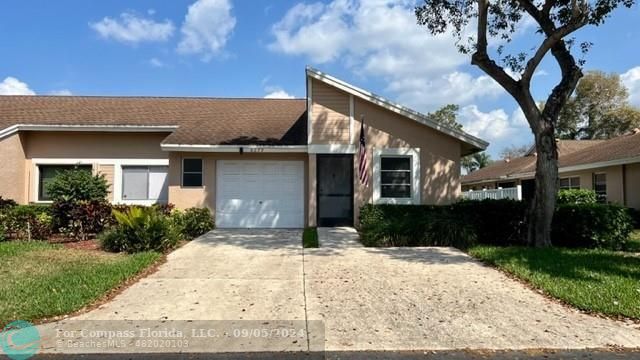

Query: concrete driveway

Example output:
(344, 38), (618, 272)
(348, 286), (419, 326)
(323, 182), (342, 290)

(37, 228), (640, 354)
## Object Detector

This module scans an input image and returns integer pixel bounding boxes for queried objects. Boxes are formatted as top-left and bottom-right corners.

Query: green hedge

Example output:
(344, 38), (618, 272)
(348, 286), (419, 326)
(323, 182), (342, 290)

(557, 189), (597, 204)
(552, 203), (633, 250)
(359, 200), (633, 250)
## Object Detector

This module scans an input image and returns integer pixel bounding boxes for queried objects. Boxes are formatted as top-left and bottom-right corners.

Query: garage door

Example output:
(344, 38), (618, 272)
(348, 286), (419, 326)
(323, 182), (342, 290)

(216, 160), (304, 228)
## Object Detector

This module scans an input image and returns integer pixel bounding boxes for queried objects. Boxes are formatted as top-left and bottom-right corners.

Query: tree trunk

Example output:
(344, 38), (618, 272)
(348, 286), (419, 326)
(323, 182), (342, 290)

(527, 122), (558, 247)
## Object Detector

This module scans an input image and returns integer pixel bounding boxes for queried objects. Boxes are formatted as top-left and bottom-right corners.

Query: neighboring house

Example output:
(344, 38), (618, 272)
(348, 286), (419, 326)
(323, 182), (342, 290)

(0, 67), (487, 228)
(462, 132), (640, 209)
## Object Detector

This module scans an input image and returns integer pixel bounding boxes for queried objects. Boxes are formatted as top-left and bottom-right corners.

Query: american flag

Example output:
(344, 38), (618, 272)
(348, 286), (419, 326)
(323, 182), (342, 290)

(358, 115), (368, 185)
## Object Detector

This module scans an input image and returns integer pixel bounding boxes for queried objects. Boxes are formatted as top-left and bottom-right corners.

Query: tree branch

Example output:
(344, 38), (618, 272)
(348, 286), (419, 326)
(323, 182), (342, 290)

(471, 0), (519, 96)
(521, 20), (588, 85)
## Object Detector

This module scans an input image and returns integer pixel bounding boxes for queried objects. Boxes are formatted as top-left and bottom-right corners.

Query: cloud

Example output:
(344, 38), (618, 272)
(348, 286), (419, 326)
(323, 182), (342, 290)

(90, 12), (175, 44)
(149, 58), (166, 68)
(621, 66), (640, 107)
(177, 0), (236, 60)
(269, 0), (503, 111)
(264, 89), (295, 99)
(0, 77), (35, 95)
(49, 89), (73, 96)
(458, 105), (532, 155)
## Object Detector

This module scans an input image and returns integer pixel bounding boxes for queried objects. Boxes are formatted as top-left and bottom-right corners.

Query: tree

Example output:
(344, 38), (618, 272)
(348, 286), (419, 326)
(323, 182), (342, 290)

(500, 144), (531, 160)
(416, 0), (635, 247)
(557, 71), (640, 139)
(426, 104), (463, 130)
(462, 151), (492, 173)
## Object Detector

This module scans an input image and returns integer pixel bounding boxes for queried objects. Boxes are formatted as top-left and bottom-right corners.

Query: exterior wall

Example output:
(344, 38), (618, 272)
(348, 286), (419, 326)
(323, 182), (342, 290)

(98, 164), (115, 201)
(308, 154), (317, 227)
(167, 152), (309, 226)
(625, 163), (640, 209)
(0, 133), (27, 203)
(310, 79), (351, 144)
(352, 98), (461, 222)
(24, 131), (169, 203)
(561, 165), (624, 205)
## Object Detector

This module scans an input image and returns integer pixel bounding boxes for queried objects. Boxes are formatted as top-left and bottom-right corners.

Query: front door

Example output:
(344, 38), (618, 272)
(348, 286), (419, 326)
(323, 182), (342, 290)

(317, 154), (354, 227)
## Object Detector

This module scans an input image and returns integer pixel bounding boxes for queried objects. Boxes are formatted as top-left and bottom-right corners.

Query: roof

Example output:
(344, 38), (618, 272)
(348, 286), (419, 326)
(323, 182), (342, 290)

(462, 139), (610, 184)
(306, 67), (489, 155)
(559, 131), (640, 169)
(0, 96), (307, 146)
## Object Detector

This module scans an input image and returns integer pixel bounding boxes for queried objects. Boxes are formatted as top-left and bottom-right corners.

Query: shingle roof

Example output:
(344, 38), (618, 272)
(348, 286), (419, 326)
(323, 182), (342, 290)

(0, 96), (307, 145)
(462, 139), (610, 184)
(559, 131), (640, 168)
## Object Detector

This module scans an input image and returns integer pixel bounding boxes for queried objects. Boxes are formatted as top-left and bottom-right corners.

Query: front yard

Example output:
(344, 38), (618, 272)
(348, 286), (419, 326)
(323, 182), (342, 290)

(0, 241), (161, 326)
(469, 245), (640, 319)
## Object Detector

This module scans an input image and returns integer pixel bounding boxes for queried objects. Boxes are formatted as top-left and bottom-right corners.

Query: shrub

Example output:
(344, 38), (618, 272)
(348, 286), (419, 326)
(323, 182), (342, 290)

(557, 189), (597, 204)
(3, 205), (52, 240)
(46, 168), (108, 202)
(52, 200), (112, 240)
(359, 200), (631, 250)
(0, 197), (17, 211)
(180, 207), (215, 239)
(100, 207), (180, 253)
(359, 200), (526, 247)
(552, 203), (633, 250)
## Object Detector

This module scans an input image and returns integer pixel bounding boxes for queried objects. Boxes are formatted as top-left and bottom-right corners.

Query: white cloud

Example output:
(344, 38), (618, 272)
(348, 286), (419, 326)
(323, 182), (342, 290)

(90, 12), (175, 44)
(264, 89), (295, 99)
(149, 58), (166, 68)
(49, 89), (73, 96)
(177, 0), (236, 60)
(458, 105), (531, 145)
(269, 0), (503, 111)
(621, 66), (640, 107)
(0, 77), (35, 95)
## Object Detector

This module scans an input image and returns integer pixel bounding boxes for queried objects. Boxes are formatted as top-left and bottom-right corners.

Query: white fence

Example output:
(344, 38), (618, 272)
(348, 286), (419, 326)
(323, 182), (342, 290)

(461, 185), (522, 201)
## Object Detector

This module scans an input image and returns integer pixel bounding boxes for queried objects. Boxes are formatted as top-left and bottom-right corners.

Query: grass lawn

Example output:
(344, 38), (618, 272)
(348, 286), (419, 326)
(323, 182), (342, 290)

(303, 227), (319, 248)
(0, 241), (161, 326)
(628, 230), (640, 252)
(468, 245), (640, 319)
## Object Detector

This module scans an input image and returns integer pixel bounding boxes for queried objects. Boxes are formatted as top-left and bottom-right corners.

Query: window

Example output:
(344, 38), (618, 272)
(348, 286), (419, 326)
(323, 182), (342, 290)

(497, 181), (516, 189)
(593, 173), (607, 202)
(38, 165), (91, 201)
(380, 156), (412, 198)
(182, 158), (203, 187)
(122, 166), (168, 201)
(559, 177), (581, 190)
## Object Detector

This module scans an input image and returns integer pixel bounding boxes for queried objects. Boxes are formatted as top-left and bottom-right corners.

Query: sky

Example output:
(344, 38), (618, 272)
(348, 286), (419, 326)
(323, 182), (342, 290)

(0, 0), (639, 157)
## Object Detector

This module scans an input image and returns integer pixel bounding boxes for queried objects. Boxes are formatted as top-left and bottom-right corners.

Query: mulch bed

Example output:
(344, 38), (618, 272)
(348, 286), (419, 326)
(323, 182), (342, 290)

(47, 234), (101, 251)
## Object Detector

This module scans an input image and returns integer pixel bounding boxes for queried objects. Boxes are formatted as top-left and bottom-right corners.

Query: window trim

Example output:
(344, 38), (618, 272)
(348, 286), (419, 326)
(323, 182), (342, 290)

(559, 176), (581, 190)
(121, 165), (169, 202)
(592, 172), (607, 202)
(31, 158), (169, 205)
(373, 148), (421, 205)
(182, 158), (204, 188)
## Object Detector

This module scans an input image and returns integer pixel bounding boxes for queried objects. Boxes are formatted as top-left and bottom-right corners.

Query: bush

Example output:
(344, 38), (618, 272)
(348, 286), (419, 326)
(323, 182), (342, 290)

(52, 200), (113, 240)
(552, 203), (633, 250)
(179, 207), (215, 239)
(359, 200), (526, 247)
(100, 207), (180, 253)
(360, 200), (632, 250)
(3, 205), (52, 240)
(0, 197), (17, 211)
(46, 168), (108, 202)
(557, 189), (597, 204)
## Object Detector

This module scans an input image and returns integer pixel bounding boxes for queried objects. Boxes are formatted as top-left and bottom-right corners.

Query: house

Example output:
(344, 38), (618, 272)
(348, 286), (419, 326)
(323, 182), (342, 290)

(0, 67), (488, 228)
(462, 132), (640, 209)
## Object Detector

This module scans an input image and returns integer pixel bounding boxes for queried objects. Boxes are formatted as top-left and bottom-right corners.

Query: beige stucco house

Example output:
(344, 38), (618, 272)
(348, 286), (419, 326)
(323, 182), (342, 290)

(0, 68), (487, 228)
(462, 133), (640, 209)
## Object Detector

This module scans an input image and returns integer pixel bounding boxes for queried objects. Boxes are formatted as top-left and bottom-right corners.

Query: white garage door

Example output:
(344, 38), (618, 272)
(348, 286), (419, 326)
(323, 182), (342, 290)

(216, 160), (304, 228)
